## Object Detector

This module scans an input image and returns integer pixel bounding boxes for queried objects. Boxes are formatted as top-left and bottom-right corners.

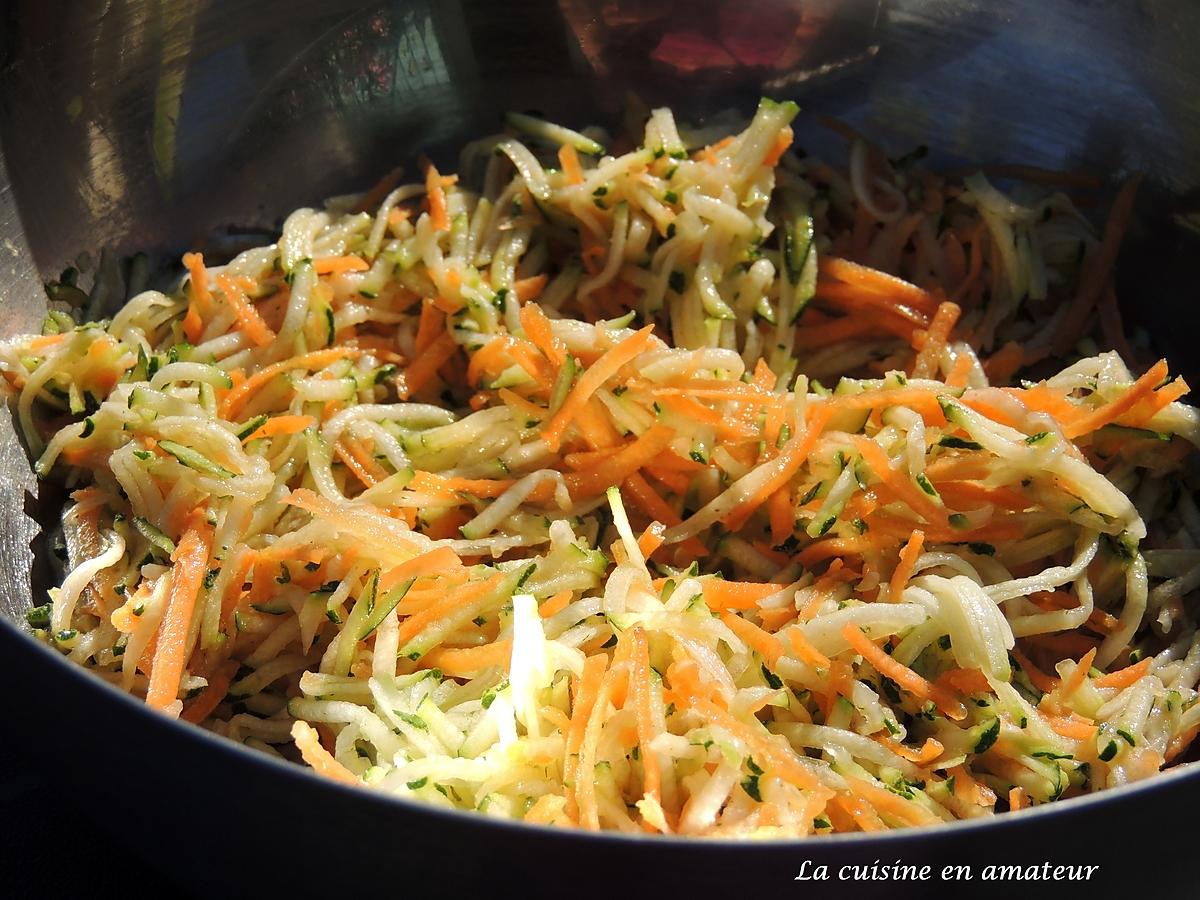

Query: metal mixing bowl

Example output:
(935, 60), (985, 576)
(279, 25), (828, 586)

(3, 1), (1200, 896)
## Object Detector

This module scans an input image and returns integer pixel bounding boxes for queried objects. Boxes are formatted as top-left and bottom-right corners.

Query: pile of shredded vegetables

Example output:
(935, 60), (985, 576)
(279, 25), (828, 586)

(5, 99), (1200, 836)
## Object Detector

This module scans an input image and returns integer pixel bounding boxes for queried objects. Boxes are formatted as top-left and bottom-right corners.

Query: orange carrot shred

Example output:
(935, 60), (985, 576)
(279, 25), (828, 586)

(877, 734), (944, 766)
(984, 342), (1024, 385)
(762, 126), (794, 168)
(558, 144), (584, 185)
(542, 326), (656, 450)
(947, 764), (996, 807)
(623, 473), (708, 561)
(414, 299), (445, 356)
(1059, 647), (1097, 699)
(423, 639), (513, 677)
(721, 613), (784, 668)
(514, 274), (549, 303)
(945, 352), (974, 389)
(399, 330), (458, 400)
(408, 471), (515, 498)
(853, 437), (947, 527)
(1094, 656), (1153, 690)
(540, 590), (573, 619)
(819, 256), (938, 316)
(937, 668), (992, 697)
(786, 626), (831, 670)
(844, 775), (939, 827)
(688, 697), (834, 809)
(767, 482), (793, 546)
(334, 440), (387, 488)
(843, 623), (967, 720)
(181, 664), (234, 724)
(424, 159), (451, 232)
(1042, 712), (1097, 742)
(637, 521), (666, 559)
(702, 580), (786, 611)
(723, 404), (833, 532)
(1011, 647), (1061, 693)
(889, 530), (925, 602)
(292, 721), (360, 785)
(146, 521), (212, 711)
(565, 425), (673, 497)
(1063, 359), (1170, 438)
(313, 256), (370, 276)
(182, 252), (212, 310)
(215, 274), (276, 347)
(182, 304), (204, 344)
(911, 300), (961, 379)
(242, 414), (316, 443)
(567, 655), (611, 827)
(519, 302), (567, 366)
(629, 628), (663, 809)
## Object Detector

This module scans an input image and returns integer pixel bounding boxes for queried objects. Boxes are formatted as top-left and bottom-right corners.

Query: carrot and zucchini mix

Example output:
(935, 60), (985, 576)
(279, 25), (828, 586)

(4, 100), (1200, 836)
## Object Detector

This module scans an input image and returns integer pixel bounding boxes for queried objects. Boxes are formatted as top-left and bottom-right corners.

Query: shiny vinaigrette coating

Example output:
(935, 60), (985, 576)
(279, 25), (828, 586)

(3, 101), (1198, 835)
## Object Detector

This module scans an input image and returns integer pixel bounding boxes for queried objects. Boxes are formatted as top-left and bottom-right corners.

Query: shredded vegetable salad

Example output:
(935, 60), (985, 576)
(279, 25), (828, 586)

(5, 99), (1200, 836)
